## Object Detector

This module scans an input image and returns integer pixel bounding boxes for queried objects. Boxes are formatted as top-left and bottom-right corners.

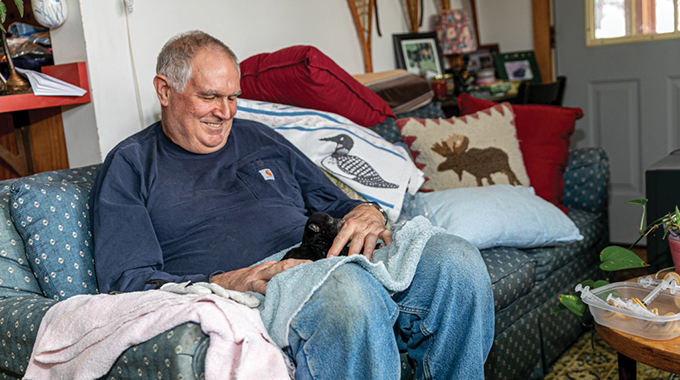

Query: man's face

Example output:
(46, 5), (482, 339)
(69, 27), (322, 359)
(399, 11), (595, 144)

(157, 47), (241, 154)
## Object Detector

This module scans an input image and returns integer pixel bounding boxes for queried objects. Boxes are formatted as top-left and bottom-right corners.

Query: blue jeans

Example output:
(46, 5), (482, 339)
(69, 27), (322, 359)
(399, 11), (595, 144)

(286, 233), (495, 380)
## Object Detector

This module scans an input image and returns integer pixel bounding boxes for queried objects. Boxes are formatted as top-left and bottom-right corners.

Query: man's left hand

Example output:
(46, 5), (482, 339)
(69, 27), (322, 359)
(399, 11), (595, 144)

(326, 203), (392, 260)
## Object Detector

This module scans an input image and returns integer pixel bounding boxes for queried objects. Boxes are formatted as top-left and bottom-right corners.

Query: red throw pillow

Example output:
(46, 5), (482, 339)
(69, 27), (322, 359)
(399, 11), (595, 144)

(240, 45), (395, 127)
(457, 93), (584, 213)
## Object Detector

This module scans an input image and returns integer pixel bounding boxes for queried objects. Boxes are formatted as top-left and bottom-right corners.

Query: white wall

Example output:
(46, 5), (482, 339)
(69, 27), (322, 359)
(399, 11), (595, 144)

(50, 0), (532, 166)
(49, 0), (101, 167)
(476, 0), (534, 52)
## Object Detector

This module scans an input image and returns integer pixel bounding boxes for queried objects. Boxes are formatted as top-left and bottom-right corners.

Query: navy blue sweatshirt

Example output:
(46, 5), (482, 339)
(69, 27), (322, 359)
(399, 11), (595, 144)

(90, 119), (362, 293)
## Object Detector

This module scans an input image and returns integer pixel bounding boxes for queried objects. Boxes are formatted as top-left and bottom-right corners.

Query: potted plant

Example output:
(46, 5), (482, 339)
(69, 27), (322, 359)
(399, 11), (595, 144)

(0, 0), (23, 33)
(552, 198), (680, 321)
(636, 199), (680, 269)
(0, 0), (30, 94)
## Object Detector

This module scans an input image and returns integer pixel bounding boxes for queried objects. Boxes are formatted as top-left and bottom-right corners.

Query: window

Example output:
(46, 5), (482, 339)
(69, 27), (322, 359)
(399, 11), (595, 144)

(586, 0), (680, 46)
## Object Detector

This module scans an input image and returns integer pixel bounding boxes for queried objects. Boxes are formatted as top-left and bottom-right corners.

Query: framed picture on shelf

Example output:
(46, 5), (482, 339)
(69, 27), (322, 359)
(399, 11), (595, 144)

(464, 44), (499, 73)
(493, 51), (542, 83)
(392, 32), (444, 79)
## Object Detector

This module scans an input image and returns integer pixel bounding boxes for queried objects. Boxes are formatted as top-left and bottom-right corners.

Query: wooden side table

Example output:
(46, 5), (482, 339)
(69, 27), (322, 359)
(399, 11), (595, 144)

(595, 323), (680, 379)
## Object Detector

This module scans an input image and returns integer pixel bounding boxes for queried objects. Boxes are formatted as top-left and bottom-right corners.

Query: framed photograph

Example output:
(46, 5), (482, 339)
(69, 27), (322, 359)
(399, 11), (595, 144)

(493, 50), (542, 84)
(464, 44), (499, 73)
(393, 32), (444, 79)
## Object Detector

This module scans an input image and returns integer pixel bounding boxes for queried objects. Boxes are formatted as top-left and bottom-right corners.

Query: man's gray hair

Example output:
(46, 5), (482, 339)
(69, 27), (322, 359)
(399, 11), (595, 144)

(156, 30), (239, 92)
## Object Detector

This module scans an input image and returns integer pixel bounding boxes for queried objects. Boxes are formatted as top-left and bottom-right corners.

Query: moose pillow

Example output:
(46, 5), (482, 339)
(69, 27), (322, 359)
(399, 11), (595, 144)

(397, 102), (530, 192)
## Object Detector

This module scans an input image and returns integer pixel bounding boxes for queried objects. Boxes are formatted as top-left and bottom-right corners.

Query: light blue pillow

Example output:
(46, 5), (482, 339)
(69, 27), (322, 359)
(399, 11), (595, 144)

(415, 185), (583, 250)
(10, 181), (98, 300)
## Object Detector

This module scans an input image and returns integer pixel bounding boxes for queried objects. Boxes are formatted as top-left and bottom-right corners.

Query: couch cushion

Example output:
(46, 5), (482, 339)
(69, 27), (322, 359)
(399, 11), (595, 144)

(10, 181), (98, 301)
(240, 45), (395, 127)
(480, 246), (536, 312)
(0, 182), (42, 297)
(397, 102), (530, 192)
(493, 251), (601, 338)
(528, 208), (606, 282)
(0, 167), (100, 298)
(458, 94), (584, 213)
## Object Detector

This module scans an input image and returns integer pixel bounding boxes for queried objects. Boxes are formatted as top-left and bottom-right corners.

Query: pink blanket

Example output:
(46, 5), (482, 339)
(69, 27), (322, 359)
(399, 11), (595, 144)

(24, 291), (292, 380)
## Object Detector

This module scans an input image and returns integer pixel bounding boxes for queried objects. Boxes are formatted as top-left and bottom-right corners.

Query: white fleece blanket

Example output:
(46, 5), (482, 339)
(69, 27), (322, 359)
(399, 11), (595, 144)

(24, 291), (291, 380)
(236, 99), (425, 223)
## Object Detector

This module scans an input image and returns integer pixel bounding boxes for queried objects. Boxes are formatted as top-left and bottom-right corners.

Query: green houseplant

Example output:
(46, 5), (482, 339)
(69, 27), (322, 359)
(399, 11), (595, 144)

(553, 199), (680, 321)
(0, 0), (23, 33)
(0, 0), (31, 94)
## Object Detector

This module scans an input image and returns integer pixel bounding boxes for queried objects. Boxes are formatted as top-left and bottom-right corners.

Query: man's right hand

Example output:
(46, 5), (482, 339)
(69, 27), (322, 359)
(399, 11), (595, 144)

(209, 259), (310, 295)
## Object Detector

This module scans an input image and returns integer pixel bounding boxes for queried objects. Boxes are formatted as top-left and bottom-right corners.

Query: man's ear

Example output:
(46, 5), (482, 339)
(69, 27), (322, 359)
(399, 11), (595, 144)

(154, 75), (172, 107)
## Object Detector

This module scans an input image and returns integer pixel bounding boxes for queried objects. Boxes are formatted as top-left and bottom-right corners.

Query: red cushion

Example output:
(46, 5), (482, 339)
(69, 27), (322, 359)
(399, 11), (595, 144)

(239, 46), (395, 127)
(457, 94), (584, 213)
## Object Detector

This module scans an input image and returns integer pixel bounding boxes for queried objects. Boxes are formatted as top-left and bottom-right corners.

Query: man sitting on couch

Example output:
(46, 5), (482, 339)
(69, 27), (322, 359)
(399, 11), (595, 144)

(89, 30), (494, 379)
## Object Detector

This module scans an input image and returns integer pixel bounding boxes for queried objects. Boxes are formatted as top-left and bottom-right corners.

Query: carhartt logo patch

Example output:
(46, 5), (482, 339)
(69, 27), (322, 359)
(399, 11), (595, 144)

(259, 169), (275, 181)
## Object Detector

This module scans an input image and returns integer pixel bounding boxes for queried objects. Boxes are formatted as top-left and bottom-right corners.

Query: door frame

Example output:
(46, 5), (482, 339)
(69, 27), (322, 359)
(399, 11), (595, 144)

(532, 0), (553, 83)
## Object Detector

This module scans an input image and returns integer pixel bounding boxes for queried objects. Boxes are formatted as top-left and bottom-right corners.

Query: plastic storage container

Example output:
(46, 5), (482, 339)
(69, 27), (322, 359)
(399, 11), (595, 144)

(583, 282), (680, 340)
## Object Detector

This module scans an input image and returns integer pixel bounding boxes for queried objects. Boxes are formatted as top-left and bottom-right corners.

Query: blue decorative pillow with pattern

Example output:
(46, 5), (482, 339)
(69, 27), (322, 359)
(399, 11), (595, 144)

(10, 181), (98, 300)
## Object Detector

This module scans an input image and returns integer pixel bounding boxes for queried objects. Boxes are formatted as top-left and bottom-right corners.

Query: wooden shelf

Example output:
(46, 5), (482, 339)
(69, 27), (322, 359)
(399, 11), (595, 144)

(0, 62), (88, 179)
(0, 62), (91, 113)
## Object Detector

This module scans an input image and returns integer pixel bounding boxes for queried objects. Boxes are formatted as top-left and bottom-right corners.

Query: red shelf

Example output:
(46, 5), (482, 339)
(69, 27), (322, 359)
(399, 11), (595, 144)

(0, 62), (91, 113)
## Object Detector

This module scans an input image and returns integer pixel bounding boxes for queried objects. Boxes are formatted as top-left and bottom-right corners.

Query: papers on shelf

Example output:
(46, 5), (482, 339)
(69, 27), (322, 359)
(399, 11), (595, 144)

(15, 67), (87, 97)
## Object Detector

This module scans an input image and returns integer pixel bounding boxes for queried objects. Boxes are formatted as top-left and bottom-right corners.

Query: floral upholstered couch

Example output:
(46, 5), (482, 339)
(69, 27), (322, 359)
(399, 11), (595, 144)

(0, 131), (609, 380)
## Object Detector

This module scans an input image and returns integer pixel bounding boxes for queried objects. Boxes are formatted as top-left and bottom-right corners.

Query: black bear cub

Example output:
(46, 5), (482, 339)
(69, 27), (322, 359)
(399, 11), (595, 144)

(281, 212), (349, 262)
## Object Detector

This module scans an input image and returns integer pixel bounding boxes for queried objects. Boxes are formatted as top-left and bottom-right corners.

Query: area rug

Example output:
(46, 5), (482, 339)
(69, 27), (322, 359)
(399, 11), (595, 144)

(544, 330), (680, 380)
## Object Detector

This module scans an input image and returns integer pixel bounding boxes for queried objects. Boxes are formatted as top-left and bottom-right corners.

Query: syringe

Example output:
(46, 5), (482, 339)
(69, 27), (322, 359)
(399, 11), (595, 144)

(637, 274), (680, 307)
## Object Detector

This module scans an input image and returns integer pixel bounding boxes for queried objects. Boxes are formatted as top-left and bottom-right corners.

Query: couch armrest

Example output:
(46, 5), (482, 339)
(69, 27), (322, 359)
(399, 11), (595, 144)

(0, 295), (56, 377)
(0, 295), (208, 379)
(562, 147), (610, 214)
(104, 322), (209, 380)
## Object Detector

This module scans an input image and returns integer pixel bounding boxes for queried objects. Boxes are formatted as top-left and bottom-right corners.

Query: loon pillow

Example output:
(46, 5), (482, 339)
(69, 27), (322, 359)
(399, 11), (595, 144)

(236, 98), (425, 223)
(397, 102), (530, 192)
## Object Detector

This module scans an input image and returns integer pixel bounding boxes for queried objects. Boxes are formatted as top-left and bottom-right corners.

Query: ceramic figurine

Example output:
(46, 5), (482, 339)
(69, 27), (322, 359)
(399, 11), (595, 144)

(32, 0), (68, 29)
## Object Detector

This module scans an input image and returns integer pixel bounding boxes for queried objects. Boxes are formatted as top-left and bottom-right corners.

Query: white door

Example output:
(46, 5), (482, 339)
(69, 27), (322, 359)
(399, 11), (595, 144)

(554, 0), (680, 245)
